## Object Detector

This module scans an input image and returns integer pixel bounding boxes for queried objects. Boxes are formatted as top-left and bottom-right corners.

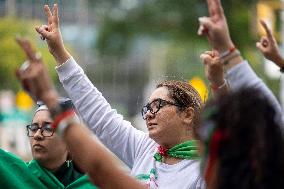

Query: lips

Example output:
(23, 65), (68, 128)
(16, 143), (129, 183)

(147, 123), (157, 130)
(33, 144), (45, 151)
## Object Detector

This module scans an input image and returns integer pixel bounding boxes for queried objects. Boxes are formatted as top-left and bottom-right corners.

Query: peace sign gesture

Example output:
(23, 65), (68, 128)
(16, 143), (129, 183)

(198, 0), (234, 53)
(36, 4), (71, 65)
(256, 20), (284, 69)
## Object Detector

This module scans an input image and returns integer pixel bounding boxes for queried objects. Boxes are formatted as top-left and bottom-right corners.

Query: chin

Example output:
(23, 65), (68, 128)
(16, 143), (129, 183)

(148, 131), (162, 144)
(148, 128), (156, 137)
(33, 152), (47, 161)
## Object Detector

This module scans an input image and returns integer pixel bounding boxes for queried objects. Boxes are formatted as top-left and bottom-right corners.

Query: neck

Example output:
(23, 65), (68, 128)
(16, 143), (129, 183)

(38, 155), (67, 172)
(161, 135), (193, 149)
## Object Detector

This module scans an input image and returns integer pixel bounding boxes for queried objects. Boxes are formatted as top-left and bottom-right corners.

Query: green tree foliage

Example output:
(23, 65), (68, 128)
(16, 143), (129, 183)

(95, 0), (257, 56)
(86, 0), (281, 115)
(0, 17), (57, 92)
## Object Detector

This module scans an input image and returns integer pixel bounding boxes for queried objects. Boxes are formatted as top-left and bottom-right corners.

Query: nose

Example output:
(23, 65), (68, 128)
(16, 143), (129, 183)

(33, 129), (44, 140)
(144, 109), (154, 120)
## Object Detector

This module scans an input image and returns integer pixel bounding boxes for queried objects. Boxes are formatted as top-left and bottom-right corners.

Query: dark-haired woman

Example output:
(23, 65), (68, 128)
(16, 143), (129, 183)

(196, 88), (284, 189)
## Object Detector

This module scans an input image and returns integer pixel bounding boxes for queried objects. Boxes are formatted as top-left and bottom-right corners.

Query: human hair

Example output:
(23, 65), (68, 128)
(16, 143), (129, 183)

(197, 88), (284, 189)
(156, 80), (202, 127)
(35, 97), (75, 113)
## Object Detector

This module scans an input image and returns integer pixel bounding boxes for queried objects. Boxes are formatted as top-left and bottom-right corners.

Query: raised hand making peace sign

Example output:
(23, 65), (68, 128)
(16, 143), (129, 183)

(35, 4), (71, 65)
(198, 0), (234, 53)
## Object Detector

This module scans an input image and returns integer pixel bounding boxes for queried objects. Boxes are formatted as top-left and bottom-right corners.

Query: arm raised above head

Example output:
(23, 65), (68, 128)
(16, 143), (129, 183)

(15, 37), (146, 189)
(35, 4), (71, 65)
(198, 0), (284, 124)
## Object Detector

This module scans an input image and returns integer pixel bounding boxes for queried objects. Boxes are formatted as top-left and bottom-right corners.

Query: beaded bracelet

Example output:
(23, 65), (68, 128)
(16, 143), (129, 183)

(210, 79), (227, 91)
(219, 47), (236, 59)
(221, 50), (240, 65)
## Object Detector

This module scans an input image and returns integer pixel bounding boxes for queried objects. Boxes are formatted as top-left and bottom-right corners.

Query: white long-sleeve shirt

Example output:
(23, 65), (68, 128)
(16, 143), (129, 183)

(226, 61), (284, 125)
(56, 58), (204, 189)
(55, 58), (283, 189)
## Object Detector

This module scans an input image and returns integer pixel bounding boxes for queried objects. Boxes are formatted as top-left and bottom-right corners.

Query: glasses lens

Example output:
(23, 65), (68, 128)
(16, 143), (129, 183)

(26, 122), (54, 137)
(149, 99), (161, 114)
(141, 106), (148, 119)
(141, 99), (162, 120)
(41, 122), (54, 137)
(27, 123), (39, 137)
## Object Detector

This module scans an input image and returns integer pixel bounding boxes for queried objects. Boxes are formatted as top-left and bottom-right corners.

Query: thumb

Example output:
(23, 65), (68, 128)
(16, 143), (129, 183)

(35, 25), (49, 40)
(200, 53), (213, 64)
(256, 42), (266, 53)
(198, 17), (214, 36)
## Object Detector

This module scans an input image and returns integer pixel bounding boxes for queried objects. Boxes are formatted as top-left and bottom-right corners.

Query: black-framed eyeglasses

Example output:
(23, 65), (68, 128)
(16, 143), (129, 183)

(141, 98), (180, 120)
(26, 122), (54, 137)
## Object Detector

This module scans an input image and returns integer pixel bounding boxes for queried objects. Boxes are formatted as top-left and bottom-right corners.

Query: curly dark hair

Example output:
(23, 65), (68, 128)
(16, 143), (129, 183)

(197, 88), (284, 189)
(157, 80), (203, 127)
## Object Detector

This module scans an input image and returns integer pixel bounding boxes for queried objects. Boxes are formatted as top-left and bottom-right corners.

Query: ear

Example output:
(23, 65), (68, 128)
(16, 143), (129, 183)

(181, 107), (195, 126)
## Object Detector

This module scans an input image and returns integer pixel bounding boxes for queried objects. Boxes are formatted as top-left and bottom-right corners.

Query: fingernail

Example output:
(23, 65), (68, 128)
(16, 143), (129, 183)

(198, 17), (206, 22)
(35, 52), (42, 60)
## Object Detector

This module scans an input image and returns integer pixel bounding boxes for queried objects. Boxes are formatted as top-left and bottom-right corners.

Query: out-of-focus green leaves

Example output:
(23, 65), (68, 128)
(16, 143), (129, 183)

(91, 0), (282, 100)
(0, 17), (57, 92)
(95, 0), (257, 56)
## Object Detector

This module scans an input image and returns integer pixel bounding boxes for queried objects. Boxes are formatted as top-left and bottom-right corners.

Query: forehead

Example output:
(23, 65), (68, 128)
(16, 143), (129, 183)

(32, 110), (52, 123)
(149, 87), (171, 102)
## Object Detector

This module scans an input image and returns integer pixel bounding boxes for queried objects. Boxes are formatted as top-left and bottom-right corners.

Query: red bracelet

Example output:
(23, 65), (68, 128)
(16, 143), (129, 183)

(219, 47), (236, 59)
(210, 80), (227, 91)
(52, 109), (76, 130)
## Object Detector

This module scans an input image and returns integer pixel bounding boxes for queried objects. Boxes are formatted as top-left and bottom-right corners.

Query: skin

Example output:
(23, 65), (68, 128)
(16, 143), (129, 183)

(30, 110), (68, 171)
(145, 87), (194, 146)
(34, 4), (197, 166)
(144, 87), (195, 164)
(16, 23), (146, 189)
(200, 51), (229, 96)
(256, 20), (284, 68)
(198, 0), (245, 187)
(198, 0), (243, 70)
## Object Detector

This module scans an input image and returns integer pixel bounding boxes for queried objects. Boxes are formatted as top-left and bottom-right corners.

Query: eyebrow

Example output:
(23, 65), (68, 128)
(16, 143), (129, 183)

(31, 121), (52, 125)
(148, 98), (160, 104)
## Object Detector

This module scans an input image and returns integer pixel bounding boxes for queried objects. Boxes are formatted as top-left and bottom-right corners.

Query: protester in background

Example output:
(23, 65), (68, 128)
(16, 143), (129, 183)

(197, 0), (284, 188)
(198, 49), (284, 189)
(198, 0), (283, 123)
(256, 19), (284, 72)
(196, 88), (284, 189)
(26, 99), (97, 188)
(16, 37), (146, 189)
(0, 97), (97, 188)
(35, 4), (205, 189)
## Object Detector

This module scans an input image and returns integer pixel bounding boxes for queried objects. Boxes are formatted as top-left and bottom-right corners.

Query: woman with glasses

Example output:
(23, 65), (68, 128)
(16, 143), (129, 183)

(26, 98), (97, 188)
(35, 4), (204, 189)
(0, 97), (97, 188)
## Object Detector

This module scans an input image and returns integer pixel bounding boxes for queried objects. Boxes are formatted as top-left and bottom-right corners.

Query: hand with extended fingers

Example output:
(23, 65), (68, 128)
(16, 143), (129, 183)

(35, 4), (71, 65)
(256, 20), (284, 69)
(200, 51), (224, 88)
(198, 0), (234, 52)
(15, 37), (58, 108)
